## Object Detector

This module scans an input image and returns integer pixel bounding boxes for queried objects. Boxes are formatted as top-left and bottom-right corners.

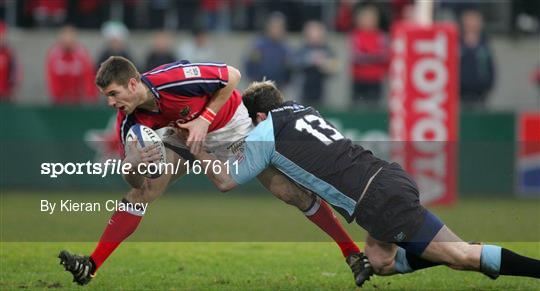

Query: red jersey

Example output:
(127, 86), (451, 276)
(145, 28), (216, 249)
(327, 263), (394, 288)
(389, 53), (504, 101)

(115, 61), (242, 155)
(46, 43), (98, 104)
(0, 44), (17, 100)
(349, 29), (389, 82)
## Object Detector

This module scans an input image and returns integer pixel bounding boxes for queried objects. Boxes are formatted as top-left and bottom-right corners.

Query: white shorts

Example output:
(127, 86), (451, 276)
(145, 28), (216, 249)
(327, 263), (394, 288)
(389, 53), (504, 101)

(156, 103), (253, 161)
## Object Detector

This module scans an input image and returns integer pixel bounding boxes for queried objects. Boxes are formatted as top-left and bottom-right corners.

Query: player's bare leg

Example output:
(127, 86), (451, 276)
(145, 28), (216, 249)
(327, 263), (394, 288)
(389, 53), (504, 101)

(59, 148), (187, 285)
(124, 148), (186, 204)
(256, 166), (372, 286)
(256, 168), (358, 255)
(420, 225), (540, 278)
(256, 166), (313, 210)
(419, 225), (481, 270)
(365, 216), (540, 279)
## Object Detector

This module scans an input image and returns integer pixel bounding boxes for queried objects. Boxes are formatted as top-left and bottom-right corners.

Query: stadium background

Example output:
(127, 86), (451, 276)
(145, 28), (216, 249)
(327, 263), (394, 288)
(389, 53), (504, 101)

(1, 1), (539, 290)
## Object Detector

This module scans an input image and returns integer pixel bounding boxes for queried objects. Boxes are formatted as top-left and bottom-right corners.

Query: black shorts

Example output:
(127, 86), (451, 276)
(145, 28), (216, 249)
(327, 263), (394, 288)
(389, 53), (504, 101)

(354, 163), (427, 243)
(164, 142), (195, 162)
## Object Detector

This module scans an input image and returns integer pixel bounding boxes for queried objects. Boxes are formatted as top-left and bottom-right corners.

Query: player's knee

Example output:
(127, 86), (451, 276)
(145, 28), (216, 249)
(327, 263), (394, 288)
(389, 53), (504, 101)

(273, 187), (312, 210)
(289, 194), (313, 210)
(370, 256), (395, 275)
(126, 182), (163, 204)
(277, 191), (301, 206)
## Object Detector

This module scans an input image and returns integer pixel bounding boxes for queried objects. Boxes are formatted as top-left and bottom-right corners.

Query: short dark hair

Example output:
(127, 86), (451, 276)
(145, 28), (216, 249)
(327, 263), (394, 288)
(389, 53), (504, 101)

(242, 80), (284, 121)
(95, 56), (140, 88)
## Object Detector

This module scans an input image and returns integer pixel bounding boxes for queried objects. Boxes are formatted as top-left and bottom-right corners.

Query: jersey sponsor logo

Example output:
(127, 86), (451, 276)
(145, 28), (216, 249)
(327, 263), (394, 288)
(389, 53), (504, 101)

(174, 108), (199, 125)
(183, 66), (201, 78)
(227, 138), (246, 163)
(271, 103), (308, 113)
(394, 231), (407, 242)
(179, 106), (190, 117)
(389, 24), (458, 206)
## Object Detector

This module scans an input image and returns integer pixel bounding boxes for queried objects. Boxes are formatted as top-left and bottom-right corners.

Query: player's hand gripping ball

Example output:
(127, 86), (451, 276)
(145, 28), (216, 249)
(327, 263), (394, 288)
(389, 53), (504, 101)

(125, 124), (167, 178)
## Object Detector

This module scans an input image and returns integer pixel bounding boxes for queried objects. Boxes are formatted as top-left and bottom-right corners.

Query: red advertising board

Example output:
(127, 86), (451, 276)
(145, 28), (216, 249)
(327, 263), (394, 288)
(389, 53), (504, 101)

(516, 112), (540, 195)
(389, 22), (459, 205)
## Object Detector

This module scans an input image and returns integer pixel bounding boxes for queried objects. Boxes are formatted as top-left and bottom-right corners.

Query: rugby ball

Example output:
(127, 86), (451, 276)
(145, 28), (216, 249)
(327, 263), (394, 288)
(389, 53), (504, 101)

(125, 124), (167, 178)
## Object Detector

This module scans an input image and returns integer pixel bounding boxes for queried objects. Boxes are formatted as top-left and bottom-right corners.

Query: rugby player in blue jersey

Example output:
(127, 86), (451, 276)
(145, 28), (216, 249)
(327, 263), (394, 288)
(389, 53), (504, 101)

(181, 80), (540, 286)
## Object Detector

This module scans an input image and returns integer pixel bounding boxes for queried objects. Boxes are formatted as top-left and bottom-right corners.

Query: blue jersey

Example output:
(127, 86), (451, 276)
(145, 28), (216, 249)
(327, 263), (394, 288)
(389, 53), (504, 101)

(230, 101), (388, 221)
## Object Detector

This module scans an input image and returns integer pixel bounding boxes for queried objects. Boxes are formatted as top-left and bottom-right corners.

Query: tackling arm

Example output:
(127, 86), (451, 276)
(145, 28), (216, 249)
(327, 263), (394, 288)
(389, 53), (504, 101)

(189, 114), (275, 192)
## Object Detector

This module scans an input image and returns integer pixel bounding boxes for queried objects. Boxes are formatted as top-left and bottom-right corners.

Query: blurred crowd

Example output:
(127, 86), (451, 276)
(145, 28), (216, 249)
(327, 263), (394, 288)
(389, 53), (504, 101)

(1, 0), (539, 109)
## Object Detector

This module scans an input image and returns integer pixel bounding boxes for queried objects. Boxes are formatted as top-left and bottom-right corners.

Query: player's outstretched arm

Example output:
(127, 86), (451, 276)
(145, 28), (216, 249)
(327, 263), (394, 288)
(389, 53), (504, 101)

(194, 151), (239, 192)
(179, 66), (242, 155)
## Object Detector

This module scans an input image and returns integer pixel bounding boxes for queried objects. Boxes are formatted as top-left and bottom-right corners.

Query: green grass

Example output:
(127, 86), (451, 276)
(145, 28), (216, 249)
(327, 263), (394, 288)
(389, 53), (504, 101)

(1, 191), (540, 290)
(1, 242), (539, 290)
(2, 191), (539, 242)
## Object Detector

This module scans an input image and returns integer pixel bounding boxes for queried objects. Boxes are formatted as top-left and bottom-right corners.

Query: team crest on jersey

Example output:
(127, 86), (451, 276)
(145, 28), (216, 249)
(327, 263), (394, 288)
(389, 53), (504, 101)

(227, 138), (246, 163)
(183, 66), (201, 78)
(394, 231), (407, 242)
(179, 106), (190, 117)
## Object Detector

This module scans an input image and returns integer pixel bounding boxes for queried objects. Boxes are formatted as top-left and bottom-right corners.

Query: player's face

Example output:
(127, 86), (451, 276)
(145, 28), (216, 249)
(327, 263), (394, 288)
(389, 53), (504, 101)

(101, 80), (138, 114)
(254, 113), (268, 125)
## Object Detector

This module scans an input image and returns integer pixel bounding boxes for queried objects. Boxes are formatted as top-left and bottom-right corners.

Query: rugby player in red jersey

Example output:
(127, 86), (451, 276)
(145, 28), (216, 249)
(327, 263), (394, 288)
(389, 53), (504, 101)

(58, 56), (367, 286)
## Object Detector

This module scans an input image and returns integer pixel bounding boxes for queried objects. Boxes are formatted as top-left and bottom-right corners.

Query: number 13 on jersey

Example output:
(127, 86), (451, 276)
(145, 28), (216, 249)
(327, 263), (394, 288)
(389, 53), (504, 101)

(294, 114), (344, 145)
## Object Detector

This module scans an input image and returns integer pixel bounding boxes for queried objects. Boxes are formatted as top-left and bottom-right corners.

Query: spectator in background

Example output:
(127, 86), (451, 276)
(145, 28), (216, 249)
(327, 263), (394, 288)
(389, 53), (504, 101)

(0, 22), (20, 101)
(176, 0), (200, 30)
(335, 0), (357, 32)
(69, 0), (108, 29)
(245, 12), (292, 89)
(229, 0), (257, 31)
(390, 0), (414, 22)
(459, 9), (496, 108)
(349, 5), (389, 107)
(144, 31), (176, 72)
(147, 0), (170, 29)
(26, 0), (67, 27)
(177, 27), (216, 62)
(294, 21), (338, 106)
(200, 0), (228, 31)
(0, 21), (20, 102)
(46, 25), (97, 104)
(96, 21), (134, 68)
(533, 64), (540, 92)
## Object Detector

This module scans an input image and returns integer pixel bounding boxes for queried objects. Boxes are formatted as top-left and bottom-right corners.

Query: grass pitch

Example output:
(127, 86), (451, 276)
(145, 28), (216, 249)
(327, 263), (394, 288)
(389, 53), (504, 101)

(1, 242), (539, 290)
(1, 191), (539, 290)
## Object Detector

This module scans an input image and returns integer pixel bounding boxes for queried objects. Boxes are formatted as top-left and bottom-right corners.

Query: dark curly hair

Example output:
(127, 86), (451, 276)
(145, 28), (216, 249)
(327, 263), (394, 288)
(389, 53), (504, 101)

(242, 80), (284, 122)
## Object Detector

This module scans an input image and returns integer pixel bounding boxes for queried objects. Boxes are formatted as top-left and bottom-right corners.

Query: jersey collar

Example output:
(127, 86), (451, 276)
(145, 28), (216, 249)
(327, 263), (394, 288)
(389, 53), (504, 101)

(141, 75), (161, 100)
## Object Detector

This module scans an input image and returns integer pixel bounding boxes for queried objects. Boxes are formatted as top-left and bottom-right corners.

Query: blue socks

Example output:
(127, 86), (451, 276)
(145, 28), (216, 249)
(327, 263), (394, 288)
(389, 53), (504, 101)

(395, 244), (539, 279)
(394, 247), (413, 273)
(480, 245), (502, 278)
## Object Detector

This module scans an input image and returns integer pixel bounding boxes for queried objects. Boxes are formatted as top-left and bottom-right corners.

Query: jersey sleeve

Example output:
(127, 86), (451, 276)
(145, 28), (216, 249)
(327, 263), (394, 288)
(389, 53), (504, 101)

(115, 111), (127, 158)
(116, 111), (137, 158)
(229, 115), (275, 185)
(142, 60), (229, 97)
